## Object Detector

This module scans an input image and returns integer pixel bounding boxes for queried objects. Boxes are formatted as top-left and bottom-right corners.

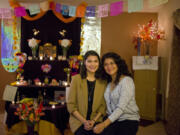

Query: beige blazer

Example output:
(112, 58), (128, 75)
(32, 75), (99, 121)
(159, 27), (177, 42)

(67, 74), (107, 133)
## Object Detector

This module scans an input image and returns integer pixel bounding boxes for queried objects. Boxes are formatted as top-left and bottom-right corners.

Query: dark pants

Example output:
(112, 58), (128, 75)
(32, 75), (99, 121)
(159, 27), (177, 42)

(101, 120), (139, 135)
(75, 125), (98, 135)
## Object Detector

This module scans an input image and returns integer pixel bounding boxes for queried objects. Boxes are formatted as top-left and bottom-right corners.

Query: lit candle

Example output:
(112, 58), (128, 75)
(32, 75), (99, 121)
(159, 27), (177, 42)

(64, 82), (68, 86)
(39, 56), (43, 60)
(16, 81), (20, 85)
(50, 56), (53, 61)
(38, 82), (41, 86)
(52, 104), (55, 109)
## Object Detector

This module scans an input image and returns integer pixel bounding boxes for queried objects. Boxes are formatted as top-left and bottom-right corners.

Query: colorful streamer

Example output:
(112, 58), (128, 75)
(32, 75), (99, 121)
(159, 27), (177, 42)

(148, 0), (168, 8)
(14, 7), (26, 17)
(76, 2), (87, 17)
(86, 6), (96, 17)
(40, 1), (49, 11)
(0, 8), (12, 19)
(128, 0), (143, 13)
(29, 4), (40, 15)
(69, 6), (76, 17)
(97, 4), (109, 18)
(62, 5), (69, 16)
(110, 1), (123, 16)
(55, 3), (61, 13)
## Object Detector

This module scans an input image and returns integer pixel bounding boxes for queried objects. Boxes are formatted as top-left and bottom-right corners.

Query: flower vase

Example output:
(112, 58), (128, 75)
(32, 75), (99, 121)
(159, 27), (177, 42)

(137, 37), (141, 56)
(32, 48), (37, 60)
(67, 73), (70, 85)
(144, 41), (150, 56)
(26, 124), (34, 135)
(62, 48), (67, 60)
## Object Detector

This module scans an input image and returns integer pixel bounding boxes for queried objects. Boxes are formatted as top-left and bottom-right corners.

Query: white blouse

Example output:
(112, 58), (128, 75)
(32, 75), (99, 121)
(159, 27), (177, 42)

(104, 76), (140, 123)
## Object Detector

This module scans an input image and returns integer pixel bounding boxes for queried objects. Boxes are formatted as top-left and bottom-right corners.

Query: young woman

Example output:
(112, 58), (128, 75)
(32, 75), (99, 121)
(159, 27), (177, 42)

(93, 52), (140, 135)
(67, 50), (107, 135)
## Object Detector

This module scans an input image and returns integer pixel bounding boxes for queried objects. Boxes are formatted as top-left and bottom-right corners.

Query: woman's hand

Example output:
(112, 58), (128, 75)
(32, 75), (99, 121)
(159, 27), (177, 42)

(88, 120), (95, 127)
(93, 122), (105, 134)
(84, 120), (93, 131)
(84, 120), (95, 130)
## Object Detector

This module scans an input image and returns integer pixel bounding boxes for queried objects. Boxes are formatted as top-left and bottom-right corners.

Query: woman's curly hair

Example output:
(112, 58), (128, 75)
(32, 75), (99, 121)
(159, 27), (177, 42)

(80, 50), (102, 79)
(101, 52), (132, 85)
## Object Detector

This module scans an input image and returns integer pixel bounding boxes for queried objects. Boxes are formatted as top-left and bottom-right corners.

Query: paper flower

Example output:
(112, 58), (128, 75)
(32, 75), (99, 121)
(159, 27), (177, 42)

(15, 52), (27, 68)
(59, 39), (72, 60)
(34, 78), (41, 84)
(28, 38), (41, 57)
(28, 38), (39, 48)
(41, 64), (52, 73)
(133, 19), (165, 54)
(14, 98), (44, 126)
(133, 20), (165, 43)
(60, 39), (72, 48)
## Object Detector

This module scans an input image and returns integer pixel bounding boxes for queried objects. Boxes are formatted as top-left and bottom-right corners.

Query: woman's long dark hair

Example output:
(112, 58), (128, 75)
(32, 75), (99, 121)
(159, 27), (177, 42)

(101, 52), (131, 85)
(80, 50), (102, 79)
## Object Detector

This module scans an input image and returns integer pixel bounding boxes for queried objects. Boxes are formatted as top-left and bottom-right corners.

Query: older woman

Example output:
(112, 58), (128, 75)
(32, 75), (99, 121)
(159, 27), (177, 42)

(94, 52), (140, 135)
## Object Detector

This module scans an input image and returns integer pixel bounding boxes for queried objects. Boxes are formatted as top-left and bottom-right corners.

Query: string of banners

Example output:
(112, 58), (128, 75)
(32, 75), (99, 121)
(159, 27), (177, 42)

(0, 0), (168, 19)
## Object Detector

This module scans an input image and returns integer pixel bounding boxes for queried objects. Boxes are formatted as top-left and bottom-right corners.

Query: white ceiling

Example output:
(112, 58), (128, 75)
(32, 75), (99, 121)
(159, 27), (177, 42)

(0, 0), (164, 12)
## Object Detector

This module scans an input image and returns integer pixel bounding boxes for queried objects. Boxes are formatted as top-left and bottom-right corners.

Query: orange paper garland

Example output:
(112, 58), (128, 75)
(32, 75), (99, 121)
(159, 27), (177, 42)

(8, 0), (79, 23)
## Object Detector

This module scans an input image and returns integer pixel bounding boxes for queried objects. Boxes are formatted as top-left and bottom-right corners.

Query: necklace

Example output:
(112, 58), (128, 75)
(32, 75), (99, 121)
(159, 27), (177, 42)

(110, 82), (115, 91)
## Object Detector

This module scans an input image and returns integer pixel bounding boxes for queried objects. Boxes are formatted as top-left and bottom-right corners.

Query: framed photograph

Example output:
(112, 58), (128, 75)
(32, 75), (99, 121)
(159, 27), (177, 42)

(54, 91), (66, 103)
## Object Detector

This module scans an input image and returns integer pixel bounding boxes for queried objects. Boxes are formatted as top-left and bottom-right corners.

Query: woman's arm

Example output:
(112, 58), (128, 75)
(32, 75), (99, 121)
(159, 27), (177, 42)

(67, 76), (91, 130)
(93, 77), (135, 134)
(67, 76), (78, 114)
(67, 76), (87, 123)
(72, 110), (87, 124)
(93, 118), (111, 134)
(92, 112), (102, 122)
(108, 77), (135, 123)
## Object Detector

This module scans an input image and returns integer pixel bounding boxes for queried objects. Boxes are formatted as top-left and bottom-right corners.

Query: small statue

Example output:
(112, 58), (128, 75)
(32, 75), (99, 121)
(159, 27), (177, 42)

(44, 77), (49, 85)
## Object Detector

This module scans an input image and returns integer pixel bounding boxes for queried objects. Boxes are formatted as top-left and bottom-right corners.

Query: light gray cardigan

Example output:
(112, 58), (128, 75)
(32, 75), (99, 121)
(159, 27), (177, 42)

(104, 76), (140, 122)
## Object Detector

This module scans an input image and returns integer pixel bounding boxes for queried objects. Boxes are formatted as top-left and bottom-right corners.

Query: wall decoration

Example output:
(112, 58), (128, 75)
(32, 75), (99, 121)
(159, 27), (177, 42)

(97, 4), (109, 18)
(1, 17), (20, 72)
(7, 0), (168, 20)
(28, 4), (40, 15)
(76, 2), (87, 17)
(0, 8), (12, 19)
(69, 6), (76, 17)
(80, 17), (101, 55)
(9, 0), (76, 23)
(128, 0), (143, 13)
(110, 1), (123, 16)
(86, 6), (96, 17)
(20, 10), (81, 57)
(148, 0), (168, 8)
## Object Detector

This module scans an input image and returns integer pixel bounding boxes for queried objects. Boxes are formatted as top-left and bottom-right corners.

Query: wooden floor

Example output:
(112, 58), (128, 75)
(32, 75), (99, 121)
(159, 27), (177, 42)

(0, 113), (167, 135)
